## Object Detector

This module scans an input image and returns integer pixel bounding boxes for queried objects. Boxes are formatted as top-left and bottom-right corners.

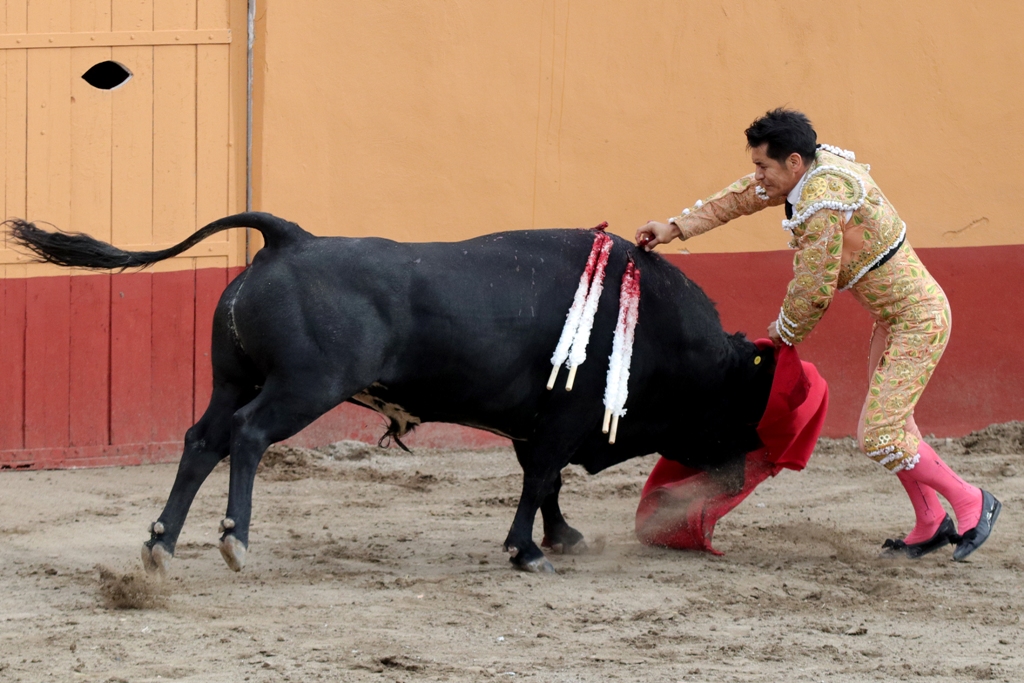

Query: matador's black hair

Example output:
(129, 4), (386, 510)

(745, 108), (817, 165)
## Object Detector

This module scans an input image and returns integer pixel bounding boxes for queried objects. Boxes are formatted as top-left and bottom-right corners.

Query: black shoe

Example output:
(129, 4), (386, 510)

(953, 490), (1001, 562)
(880, 514), (956, 559)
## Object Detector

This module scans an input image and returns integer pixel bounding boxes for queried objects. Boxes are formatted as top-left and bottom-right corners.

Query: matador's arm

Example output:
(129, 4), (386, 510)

(775, 210), (844, 346)
(669, 174), (785, 241)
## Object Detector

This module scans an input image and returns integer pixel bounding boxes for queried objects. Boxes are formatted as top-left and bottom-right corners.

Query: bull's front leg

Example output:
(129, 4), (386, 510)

(503, 472), (560, 573)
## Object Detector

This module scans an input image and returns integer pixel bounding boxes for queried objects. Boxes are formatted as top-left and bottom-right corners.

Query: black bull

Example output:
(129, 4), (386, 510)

(8, 212), (775, 573)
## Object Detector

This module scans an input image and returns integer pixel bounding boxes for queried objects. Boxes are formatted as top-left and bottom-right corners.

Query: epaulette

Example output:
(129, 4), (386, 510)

(782, 153), (868, 232)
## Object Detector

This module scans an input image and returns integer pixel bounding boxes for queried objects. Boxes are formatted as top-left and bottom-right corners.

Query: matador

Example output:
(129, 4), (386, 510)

(636, 108), (999, 561)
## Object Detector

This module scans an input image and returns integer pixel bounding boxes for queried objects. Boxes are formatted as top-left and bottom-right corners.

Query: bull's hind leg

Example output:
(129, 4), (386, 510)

(217, 375), (351, 572)
(142, 383), (255, 575)
(539, 473), (587, 555)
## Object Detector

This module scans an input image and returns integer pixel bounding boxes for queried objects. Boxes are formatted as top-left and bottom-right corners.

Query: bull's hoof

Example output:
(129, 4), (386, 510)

(141, 541), (173, 576)
(219, 534), (247, 572)
(542, 537), (588, 555)
(541, 526), (587, 555)
(521, 556), (557, 574)
(506, 545), (557, 574)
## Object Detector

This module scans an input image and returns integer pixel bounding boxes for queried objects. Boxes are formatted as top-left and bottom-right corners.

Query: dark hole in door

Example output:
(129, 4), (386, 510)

(82, 61), (132, 90)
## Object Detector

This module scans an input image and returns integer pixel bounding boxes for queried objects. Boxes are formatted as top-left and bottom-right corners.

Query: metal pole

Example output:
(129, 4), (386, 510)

(245, 0), (256, 263)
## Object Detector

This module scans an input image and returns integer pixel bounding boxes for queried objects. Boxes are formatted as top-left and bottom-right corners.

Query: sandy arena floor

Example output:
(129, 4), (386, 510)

(1, 424), (1022, 683)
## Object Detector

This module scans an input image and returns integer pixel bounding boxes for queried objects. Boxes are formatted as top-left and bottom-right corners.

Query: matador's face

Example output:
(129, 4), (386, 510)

(750, 143), (807, 200)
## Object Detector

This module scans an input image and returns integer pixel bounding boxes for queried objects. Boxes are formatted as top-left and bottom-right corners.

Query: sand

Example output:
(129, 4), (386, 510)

(1, 424), (1022, 682)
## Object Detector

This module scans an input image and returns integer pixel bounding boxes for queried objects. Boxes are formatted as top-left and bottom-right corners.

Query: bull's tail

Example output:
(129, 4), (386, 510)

(5, 211), (311, 271)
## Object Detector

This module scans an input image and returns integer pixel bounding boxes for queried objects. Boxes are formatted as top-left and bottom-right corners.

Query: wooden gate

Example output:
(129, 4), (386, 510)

(1, 0), (248, 469)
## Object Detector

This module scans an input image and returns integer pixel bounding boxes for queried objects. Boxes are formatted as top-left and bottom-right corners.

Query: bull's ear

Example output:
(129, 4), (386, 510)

(731, 340), (776, 426)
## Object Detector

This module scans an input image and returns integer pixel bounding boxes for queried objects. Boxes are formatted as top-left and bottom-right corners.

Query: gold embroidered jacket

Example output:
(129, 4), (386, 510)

(668, 148), (906, 345)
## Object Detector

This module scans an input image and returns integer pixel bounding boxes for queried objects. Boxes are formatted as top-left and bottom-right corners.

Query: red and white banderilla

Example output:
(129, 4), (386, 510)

(603, 260), (641, 444)
(547, 225), (612, 391)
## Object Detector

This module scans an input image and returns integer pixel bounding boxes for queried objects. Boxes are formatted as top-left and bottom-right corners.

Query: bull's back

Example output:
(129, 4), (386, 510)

(224, 228), (729, 434)
(239, 229), (599, 352)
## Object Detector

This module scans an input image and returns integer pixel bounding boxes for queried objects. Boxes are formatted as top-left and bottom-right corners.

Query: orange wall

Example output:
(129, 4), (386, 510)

(253, 1), (1024, 254)
(4, 1), (1023, 468)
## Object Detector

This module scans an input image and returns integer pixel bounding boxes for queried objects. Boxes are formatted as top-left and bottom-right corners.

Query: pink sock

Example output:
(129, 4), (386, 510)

(894, 473), (945, 544)
(903, 441), (983, 531)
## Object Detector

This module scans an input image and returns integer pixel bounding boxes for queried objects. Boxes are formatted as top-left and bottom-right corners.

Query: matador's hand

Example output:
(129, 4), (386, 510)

(635, 221), (680, 251)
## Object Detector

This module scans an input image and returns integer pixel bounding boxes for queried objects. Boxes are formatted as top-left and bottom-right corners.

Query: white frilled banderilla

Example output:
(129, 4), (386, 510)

(602, 260), (640, 444)
(547, 230), (641, 444)
(546, 227), (613, 391)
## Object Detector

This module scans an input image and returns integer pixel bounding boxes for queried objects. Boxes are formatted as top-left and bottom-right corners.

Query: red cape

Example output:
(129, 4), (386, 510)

(634, 340), (829, 554)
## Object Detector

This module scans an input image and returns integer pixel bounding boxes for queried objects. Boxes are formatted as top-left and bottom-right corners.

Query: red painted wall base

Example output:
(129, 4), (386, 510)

(0, 442), (184, 471)
(1, 268), (242, 470)
(666, 243), (1024, 438)
(2, 243), (1021, 469)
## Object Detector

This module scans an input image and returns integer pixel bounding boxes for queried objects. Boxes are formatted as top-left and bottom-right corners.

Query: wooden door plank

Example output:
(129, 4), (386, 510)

(71, 46), (114, 241)
(197, 43), (230, 227)
(155, 0), (196, 32)
(69, 273), (111, 446)
(0, 275), (27, 450)
(72, 0), (112, 33)
(3, 0), (28, 32)
(152, 43), (197, 247)
(227, 0), (248, 229)
(0, 0), (8, 230)
(24, 276), (71, 448)
(3, 2), (28, 240)
(152, 0), (197, 251)
(111, 0), (153, 33)
(26, 47), (73, 229)
(0, 52), (7, 229)
(152, 269), (196, 441)
(111, 0), (152, 248)
(196, 0), (233, 256)
(24, 0), (72, 239)
(197, 0), (228, 29)
(9, 2), (29, 29)
(3, 49), (27, 234)
(70, 1), (112, 237)
(27, 0), (71, 33)
(110, 271), (152, 444)
(110, 44), (152, 247)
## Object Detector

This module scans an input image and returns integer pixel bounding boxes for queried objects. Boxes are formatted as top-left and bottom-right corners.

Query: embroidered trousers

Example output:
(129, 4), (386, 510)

(850, 243), (951, 472)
